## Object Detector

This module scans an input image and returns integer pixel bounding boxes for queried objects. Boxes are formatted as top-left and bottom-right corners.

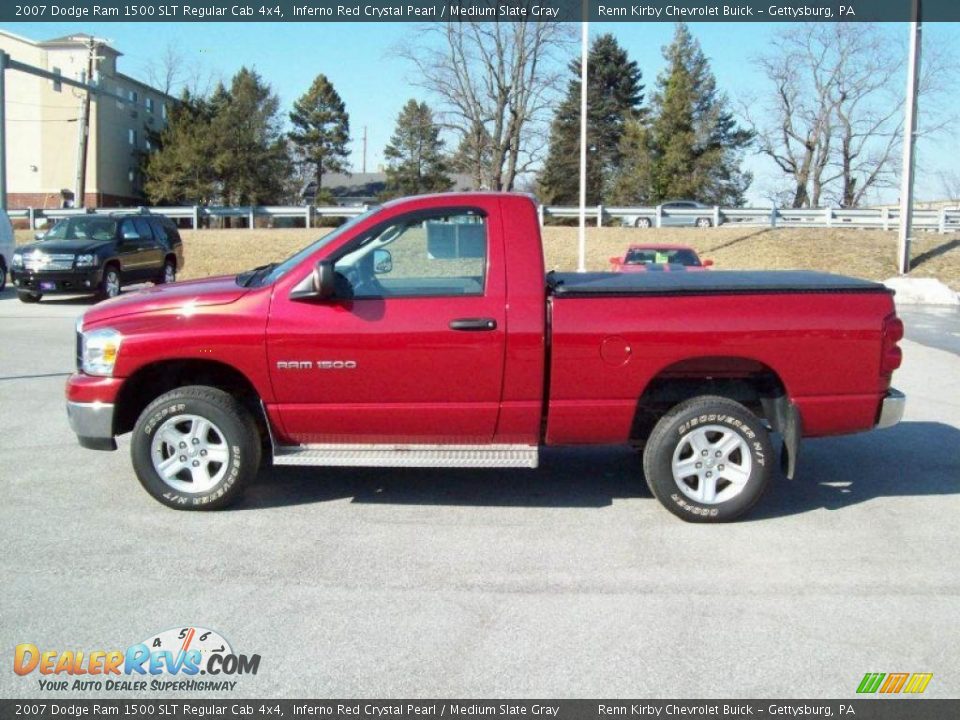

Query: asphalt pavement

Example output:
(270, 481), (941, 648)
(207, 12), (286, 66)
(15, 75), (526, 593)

(1, 287), (958, 699)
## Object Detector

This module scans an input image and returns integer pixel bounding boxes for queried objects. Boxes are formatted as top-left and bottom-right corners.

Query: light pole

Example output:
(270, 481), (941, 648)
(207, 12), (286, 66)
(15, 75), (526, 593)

(898, 0), (922, 275)
(577, 11), (588, 273)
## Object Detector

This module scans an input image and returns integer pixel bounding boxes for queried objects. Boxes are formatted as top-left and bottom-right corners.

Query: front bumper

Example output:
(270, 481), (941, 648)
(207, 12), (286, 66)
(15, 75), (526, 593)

(876, 388), (906, 429)
(66, 400), (117, 451)
(12, 268), (103, 294)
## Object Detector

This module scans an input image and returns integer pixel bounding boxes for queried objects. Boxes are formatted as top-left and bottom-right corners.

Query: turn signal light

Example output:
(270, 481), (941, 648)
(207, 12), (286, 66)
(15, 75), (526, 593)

(881, 314), (904, 375)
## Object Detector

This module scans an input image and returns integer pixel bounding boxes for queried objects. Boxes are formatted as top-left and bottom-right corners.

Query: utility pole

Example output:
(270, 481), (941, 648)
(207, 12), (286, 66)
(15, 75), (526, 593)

(0, 52), (8, 211)
(576, 6), (588, 273)
(898, 0), (922, 275)
(362, 125), (367, 174)
(75, 37), (97, 208)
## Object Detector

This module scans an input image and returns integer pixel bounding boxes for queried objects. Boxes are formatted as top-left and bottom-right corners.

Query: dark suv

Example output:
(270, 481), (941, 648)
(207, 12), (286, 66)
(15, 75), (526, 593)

(10, 211), (184, 303)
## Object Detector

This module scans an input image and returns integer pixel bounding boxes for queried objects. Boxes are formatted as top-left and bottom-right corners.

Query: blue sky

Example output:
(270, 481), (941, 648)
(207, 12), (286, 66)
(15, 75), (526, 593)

(4, 21), (958, 204)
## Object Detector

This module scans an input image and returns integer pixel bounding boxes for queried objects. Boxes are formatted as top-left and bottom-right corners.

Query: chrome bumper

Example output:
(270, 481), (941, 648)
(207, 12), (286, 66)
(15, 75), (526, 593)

(877, 388), (906, 429)
(66, 401), (117, 451)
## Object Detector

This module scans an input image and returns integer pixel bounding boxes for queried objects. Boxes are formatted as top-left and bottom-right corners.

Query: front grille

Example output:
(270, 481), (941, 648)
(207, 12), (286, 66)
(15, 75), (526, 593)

(24, 253), (75, 272)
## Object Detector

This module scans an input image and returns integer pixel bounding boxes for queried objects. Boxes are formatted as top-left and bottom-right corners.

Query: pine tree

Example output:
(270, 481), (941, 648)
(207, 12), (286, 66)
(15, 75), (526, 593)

(539, 34), (645, 205)
(645, 24), (753, 206)
(383, 100), (452, 197)
(144, 91), (219, 205)
(209, 68), (290, 206)
(288, 74), (350, 192)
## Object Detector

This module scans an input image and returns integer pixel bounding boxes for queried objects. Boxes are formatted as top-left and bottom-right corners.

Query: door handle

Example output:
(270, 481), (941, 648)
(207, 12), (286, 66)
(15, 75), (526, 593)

(449, 317), (497, 331)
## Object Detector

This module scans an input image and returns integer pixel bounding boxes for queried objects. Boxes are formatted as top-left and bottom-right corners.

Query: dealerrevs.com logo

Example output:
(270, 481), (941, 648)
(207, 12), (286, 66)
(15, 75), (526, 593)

(13, 627), (261, 692)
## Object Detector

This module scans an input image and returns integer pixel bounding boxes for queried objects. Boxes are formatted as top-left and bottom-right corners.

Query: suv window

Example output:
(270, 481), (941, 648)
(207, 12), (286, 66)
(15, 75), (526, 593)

(45, 217), (117, 242)
(336, 210), (487, 298)
(150, 218), (169, 243)
(133, 217), (154, 241)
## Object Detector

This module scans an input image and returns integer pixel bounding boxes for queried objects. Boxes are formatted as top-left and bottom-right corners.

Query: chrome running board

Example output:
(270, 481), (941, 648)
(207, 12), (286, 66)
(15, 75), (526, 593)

(272, 443), (539, 469)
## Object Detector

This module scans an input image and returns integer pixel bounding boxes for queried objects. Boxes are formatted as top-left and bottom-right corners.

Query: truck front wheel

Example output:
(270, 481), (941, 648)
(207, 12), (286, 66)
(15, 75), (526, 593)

(131, 386), (261, 510)
(643, 396), (773, 523)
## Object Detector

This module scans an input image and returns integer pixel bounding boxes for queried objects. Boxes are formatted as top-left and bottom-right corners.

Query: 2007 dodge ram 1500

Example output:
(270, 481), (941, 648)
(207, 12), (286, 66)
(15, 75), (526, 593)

(66, 193), (905, 522)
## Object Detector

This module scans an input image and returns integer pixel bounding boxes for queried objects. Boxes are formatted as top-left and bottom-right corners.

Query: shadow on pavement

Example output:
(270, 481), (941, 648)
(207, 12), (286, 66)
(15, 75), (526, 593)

(243, 445), (648, 510)
(240, 421), (959, 517)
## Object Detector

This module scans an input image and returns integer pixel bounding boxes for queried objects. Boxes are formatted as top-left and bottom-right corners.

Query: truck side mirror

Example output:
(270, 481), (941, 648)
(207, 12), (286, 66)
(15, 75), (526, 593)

(702, 259), (714, 267)
(373, 249), (393, 274)
(290, 260), (336, 301)
(34, 232), (45, 241)
(609, 256), (622, 265)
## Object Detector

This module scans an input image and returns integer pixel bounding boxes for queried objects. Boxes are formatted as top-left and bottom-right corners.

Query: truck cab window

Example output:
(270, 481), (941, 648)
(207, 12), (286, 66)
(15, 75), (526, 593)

(337, 210), (487, 298)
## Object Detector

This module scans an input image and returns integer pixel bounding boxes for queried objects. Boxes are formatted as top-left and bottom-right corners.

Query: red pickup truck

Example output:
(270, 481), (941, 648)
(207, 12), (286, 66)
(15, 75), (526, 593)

(66, 193), (905, 522)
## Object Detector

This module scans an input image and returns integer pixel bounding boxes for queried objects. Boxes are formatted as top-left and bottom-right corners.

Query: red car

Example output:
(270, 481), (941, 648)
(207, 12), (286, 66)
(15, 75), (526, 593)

(66, 193), (904, 522)
(610, 244), (714, 272)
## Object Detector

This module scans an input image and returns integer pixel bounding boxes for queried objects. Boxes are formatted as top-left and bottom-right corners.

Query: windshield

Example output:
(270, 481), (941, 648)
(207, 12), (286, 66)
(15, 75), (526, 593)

(242, 207), (381, 288)
(44, 217), (117, 242)
(625, 248), (701, 266)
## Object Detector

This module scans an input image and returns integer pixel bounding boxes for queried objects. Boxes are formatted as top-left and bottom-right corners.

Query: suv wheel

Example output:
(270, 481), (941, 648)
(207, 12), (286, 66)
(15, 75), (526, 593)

(131, 386), (261, 510)
(99, 266), (121, 300)
(160, 259), (176, 284)
(18, 290), (42, 303)
(643, 396), (774, 523)
(635, 217), (652, 229)
(695, 217), (713, 228)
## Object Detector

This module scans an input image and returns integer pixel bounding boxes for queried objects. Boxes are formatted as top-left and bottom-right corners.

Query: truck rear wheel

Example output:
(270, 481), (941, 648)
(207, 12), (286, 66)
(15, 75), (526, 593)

(131, 386), (261, 510)
(642, 396), (773, 522)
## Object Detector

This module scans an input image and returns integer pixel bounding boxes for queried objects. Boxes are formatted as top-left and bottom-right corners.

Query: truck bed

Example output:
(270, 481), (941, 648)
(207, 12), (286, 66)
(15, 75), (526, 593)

(547, 270), (890, 297)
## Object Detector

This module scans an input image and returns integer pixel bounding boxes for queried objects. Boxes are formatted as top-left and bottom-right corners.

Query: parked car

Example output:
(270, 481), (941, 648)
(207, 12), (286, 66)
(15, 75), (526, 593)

(610, 244), (714, 272)
(65, 193), (904, 522)
(624, 200), (720, 229)
(0, 208), (14, 291)
(10, 211), (183, 303)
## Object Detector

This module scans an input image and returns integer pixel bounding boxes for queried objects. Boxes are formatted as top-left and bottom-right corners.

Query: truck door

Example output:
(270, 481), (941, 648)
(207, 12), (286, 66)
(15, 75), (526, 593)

(266, 206), (507, 444)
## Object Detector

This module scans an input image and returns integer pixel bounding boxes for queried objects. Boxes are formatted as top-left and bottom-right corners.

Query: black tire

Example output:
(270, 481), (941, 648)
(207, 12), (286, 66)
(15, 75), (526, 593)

(642, 396), (774, 523)
(695, 217), (713, 229)
(635, 217), (653, 229)
(98, 265), (121, 300)
(18, 290), (42, 303)
(158, 258), (176, 284)
(131, 386), (262, 510)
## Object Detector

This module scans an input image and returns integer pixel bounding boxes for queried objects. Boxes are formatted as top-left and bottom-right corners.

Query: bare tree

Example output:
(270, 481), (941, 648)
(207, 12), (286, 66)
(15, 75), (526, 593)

(939, 171), (960, 204)
(143, 43), (218, 98)
(397, 19), (573, 191)
(746, 24), (955, 208)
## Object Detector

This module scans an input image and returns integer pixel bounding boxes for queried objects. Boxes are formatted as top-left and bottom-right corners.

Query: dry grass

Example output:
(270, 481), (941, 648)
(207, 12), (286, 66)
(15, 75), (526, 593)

(16, 226), (960, 289)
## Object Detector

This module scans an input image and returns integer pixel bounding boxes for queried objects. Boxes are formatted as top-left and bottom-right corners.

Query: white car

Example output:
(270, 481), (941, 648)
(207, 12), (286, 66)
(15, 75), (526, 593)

(0, 208), (14, 291)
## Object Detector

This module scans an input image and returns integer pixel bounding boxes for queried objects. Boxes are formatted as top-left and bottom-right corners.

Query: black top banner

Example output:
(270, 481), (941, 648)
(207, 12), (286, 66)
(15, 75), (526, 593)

(3, 0), (958, 23)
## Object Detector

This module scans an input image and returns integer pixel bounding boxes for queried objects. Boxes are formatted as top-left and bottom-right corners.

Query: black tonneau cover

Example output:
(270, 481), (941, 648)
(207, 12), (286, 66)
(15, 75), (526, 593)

(547, 270), (890, 297)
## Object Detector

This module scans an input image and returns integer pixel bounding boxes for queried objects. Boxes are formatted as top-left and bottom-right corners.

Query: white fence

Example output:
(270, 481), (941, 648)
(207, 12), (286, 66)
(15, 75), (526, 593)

(8, 203), (960, 234)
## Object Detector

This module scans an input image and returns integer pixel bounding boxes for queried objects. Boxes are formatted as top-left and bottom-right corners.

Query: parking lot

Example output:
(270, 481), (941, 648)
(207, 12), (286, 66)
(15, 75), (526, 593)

(1, 286), (958, 699)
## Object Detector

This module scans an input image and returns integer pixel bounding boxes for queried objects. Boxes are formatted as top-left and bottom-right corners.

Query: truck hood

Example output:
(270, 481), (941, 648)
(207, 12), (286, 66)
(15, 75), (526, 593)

(82, 275), (249, 325)
(17, 238), (111, 255)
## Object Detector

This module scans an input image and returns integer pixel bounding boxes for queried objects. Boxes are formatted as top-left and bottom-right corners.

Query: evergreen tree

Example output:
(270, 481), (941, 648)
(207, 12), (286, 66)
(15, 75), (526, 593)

(210, 68), (290, 206)
(288, 74), (350, 192)
(539, 34), (644, 205)
(383, 100), (452, 197)
(609, 117), (655, 205)
(144, 91), (219, 205)
(645, 24), (752, 205)
(450, 121), (493, 190)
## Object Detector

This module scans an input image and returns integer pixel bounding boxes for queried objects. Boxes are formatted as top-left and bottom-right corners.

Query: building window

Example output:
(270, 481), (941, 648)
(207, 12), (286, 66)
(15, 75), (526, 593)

(52, 67), (62, 92)
(145, 138), (153, 152)
(161, 103), (167, 121)
(129, 89), (139, 104)
(128, 129), (137, 147)
(128, 169), (136, 183)
(145, 97), (154, 113)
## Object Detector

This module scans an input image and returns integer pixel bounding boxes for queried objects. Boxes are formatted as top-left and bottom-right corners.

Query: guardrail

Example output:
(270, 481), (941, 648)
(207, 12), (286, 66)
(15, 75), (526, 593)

(7, 203), (960, 234)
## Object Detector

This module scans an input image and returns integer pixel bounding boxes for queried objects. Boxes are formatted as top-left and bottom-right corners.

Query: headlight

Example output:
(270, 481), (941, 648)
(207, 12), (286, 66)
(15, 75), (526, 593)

(11, 253), (23, 268)
(81, 328), (122, 376)
(75, 254), (98, 267)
